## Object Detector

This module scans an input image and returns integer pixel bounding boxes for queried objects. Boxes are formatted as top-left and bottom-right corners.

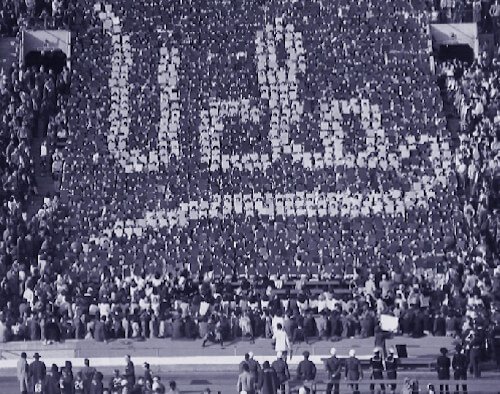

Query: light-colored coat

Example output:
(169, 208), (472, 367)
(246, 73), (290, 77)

(17, 358), (29, 393)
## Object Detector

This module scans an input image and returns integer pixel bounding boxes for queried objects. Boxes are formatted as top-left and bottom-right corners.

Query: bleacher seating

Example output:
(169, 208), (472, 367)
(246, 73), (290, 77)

(56, 0), (461, 282)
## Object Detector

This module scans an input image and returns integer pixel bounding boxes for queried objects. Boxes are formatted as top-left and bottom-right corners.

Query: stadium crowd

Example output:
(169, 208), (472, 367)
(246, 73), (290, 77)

(0, 1), (498, 392)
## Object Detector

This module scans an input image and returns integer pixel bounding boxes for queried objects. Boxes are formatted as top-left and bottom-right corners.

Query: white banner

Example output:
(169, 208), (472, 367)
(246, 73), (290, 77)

(380, 314), (399, 333)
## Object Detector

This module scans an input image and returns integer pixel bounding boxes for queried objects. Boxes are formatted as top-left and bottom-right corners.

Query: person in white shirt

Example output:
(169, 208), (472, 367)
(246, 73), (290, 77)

(273, 323), (291, 359)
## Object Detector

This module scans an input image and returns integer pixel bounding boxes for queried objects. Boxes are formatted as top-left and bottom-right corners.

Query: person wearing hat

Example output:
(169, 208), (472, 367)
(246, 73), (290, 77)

(296, 351), (316, 393)
(30, 352), (46, 393)
(143, 362), (153, 387)
(369, 348), (385, 394)
(108, 369), (121, 394)
(452, 345), (468, 394)
(385, 348), (398, 394)
(436, 347), (450, 394)
(345, 349), (362, 394)
(325, 347), (342, 394)
(271, 351), (290, 394)
(17, 352), (29, 394)
(89, 371), (104, 394)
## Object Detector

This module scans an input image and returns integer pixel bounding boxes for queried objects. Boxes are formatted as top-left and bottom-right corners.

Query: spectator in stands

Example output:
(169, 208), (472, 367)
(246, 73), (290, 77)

(89, 372), (104, 394)
(108, 369), (121, 394)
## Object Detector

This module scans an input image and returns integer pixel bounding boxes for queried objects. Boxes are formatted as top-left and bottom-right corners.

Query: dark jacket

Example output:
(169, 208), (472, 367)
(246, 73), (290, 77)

(437, 355), (451, 379)
(385, 355), (398, 379)
(345, 357), (363, 381)
(271, 358), (290, 384)
(452, 353), (468, 374)
(89, 379), (104, 394)
(297, 359), (316, 381)
(325, 356), (343, 381)
(247, 359), (261, 385)
(93, 320), (106, 342)
(30, 360), (46, 384)
(42, 374), (60, 394)
(125, 361), (135, 386)
(260, 367), (278, 394)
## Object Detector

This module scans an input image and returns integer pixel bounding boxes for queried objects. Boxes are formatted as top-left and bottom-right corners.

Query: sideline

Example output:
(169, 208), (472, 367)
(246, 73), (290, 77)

(0, 354), (372, 370)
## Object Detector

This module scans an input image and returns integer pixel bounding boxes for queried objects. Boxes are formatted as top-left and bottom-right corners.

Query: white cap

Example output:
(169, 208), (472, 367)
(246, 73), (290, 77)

(349, 349), (356, 357)
(330, 347), (336, 356)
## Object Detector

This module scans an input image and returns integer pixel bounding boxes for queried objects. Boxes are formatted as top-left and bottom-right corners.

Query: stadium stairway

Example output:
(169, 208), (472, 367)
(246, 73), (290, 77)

(0, 38), (16, 75)
(27, 133), (56, 217)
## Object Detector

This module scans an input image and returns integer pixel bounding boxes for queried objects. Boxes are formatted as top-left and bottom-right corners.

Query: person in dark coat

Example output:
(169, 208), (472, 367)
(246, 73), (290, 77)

(325, 347), (343, 394)
(296, 351), (316, 393)
(345, 349), (363, 394)
(143, 362), (153, 387)
(467, 329), (482, 378)
(259, 361), (278, 394)
(412, 309), (425, 338)
(60, 367), (74, 394)
(436, 347), (450, 394)
(42, 364), (60, 394)
(385, 348), (399, 394)
(247, 352), (262, 387)
(81, 358), (96, 394)
(30, 352), (46, 393)
(271, 351), (290, 394)
(452, 345), (468, 394)
(93, 316), (107, 342)
(45, 318), (61, 343)
(433, 311), (446, 336)
(369, 348), (385, 394)
(89, 372), (104, 394)
(304, 310), (317, 340)
(124, 355), (135, 388)
(171, 315), (184, 339)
